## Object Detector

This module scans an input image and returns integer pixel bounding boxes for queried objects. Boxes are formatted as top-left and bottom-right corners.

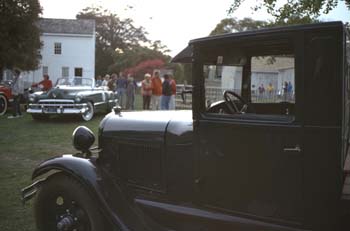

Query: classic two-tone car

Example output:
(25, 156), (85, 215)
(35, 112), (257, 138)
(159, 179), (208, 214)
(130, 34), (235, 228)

(27, 77), (118, 121)
(22, 22), (350, 231)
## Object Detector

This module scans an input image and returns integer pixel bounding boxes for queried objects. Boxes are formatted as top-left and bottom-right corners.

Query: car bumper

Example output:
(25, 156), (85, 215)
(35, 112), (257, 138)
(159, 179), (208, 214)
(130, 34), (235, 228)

(27, 102), (89, 115)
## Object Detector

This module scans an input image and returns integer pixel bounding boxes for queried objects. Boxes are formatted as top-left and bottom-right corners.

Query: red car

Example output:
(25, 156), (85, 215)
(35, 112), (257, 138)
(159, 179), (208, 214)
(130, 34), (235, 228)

(0, 81), (13, 115)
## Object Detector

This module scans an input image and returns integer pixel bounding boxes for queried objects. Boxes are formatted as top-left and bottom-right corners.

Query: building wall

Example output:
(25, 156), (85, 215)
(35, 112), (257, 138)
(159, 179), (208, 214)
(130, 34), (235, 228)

(21, 32), (95, 85)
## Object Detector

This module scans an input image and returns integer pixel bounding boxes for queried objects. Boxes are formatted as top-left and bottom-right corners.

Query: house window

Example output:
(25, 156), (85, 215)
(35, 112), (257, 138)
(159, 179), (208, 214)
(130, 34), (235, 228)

(62, 67), (69, 77)
(75, 68), (83, 77)
(54, 42), (62, 54)
(42, 66), (48, 75)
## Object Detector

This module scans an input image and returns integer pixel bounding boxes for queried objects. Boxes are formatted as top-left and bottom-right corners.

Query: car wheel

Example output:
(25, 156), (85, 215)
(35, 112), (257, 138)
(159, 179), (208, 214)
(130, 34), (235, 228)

(82, 101), (94, 121)
(34, 173), (107, 231)
(31, 114), (49, 121)
(0, 94), (8, 116)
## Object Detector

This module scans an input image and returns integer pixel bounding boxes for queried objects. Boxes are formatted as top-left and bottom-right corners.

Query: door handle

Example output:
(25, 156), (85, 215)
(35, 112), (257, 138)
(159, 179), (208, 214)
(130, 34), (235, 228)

(283, 145), (301, 152)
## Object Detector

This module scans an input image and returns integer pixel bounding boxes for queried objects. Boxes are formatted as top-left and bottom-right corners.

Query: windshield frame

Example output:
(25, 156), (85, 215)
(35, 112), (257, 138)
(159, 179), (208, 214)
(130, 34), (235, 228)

(56, 78), (94, 88)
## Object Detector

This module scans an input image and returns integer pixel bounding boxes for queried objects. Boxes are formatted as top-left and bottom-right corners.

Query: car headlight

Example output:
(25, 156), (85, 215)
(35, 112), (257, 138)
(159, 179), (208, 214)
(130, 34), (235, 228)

(29, 95), (36, 102)
(75, 95), (82, 103)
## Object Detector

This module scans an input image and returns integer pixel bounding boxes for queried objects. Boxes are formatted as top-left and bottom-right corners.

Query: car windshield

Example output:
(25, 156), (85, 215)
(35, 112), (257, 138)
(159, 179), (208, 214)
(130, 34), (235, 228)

(56, 78), (93, 87)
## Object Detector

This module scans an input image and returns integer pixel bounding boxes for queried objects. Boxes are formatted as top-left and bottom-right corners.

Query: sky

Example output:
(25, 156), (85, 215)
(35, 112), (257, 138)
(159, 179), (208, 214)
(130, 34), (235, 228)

(39, 0), (350, 57)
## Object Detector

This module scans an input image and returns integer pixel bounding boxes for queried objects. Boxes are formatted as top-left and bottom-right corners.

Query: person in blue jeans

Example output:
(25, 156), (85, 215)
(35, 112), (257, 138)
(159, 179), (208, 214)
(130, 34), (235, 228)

(160, 74), (172, 110)
(116, 72), (127, 108)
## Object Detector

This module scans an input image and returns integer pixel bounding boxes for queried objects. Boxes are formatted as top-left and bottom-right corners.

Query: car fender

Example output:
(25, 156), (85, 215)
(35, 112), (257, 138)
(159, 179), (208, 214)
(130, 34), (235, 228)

(32, 154), (130, 230)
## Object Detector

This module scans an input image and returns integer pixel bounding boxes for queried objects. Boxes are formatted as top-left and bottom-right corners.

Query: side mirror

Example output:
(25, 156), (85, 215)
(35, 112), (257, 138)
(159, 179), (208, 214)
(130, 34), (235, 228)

(72, 126), (95, 154)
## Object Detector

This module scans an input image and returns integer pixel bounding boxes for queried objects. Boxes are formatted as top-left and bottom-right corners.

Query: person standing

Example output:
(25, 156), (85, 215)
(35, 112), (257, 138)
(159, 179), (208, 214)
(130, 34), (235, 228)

(287, 81), (293, 100)
(95, 75), (102, 87)
(141, 73), (152, 110)
(101, 74), (110, 87)
(160, 74), (172, 110)
(117, 72), (127, 108)
(151, 71), (162, 110)
(283, 81), (288, 101)
(107, 73), (117, 91)
(126, 75), (136, 110)
(266, 82), (274, 99)
(169, 74), (177, 110)
(8, 69), (24, 118)
(31, 74), (52, 92)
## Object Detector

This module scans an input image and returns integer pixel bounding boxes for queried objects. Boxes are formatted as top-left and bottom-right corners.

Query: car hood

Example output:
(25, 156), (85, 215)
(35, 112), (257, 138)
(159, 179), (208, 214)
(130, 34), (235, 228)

(100, 110), (193, 142)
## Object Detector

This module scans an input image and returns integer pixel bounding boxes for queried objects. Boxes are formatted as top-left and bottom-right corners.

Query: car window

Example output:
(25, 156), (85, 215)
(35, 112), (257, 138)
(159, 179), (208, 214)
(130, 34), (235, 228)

(251, 56), (295, 104)
(203, 64), (243, 107)
(203, 53), (296, 120)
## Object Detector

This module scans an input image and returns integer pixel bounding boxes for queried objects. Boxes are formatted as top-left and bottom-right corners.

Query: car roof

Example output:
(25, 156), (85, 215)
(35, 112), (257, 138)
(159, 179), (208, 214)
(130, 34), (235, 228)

(189, 21), (344, 46)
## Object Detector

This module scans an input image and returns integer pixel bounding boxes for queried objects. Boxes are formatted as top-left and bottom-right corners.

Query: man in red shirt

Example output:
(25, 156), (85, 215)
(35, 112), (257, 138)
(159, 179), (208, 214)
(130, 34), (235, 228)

(32, 74), (52, 91)
(151, 71), (162, 110)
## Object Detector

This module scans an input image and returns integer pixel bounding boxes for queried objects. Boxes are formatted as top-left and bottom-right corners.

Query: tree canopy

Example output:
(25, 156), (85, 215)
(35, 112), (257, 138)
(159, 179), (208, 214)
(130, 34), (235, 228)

(210, 17), (269, 35)
(77, 6), (148, 52)
(76, 6), (170, 78)
(229, 0), (350, 23)
(0, 0), (42, 72)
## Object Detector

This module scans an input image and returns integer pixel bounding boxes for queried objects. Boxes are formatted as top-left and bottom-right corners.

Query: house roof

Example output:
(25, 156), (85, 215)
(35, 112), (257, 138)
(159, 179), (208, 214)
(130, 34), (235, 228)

(38, 18), (95, 35)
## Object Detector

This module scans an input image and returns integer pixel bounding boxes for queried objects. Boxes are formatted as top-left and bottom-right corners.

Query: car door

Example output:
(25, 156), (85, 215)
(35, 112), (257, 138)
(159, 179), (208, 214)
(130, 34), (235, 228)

(195, 56), (304, 225)
(196, 116), (303, 223)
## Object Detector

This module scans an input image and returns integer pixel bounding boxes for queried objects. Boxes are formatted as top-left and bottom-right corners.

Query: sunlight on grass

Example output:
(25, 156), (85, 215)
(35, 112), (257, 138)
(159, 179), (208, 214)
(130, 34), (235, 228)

(0, 113), (105, 231)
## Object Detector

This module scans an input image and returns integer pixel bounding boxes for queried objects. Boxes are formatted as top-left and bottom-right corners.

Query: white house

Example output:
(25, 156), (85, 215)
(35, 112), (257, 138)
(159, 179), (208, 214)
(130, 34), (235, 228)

(4, 18), (95, 85)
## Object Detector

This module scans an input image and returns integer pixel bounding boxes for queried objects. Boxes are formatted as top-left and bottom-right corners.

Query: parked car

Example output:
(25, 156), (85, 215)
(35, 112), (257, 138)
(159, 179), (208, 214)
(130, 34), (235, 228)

(22, 22), (350, 231)
(26, 77), (118, 121)
(0, 80), (13, 115)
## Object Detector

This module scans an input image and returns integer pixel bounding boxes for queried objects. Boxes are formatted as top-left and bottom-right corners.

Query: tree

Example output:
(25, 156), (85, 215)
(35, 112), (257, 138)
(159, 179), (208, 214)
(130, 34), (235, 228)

(108, 45), (170, 74)
(210, 17), (269, 36)
(76, 6), (170, 76)
(123, 59), (165, 80)
(228, 0), (350, 23)
(0, 0), (42, 73)
(77, 6), (149, 51)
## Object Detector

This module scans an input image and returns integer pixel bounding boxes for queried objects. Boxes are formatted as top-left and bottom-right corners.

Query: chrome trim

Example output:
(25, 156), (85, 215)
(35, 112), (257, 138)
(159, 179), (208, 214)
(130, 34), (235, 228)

(94, 101), (105, 106)
(27, 108), (87, 114)
(29, 103), (87, 107)
(39, 99), (75, 103)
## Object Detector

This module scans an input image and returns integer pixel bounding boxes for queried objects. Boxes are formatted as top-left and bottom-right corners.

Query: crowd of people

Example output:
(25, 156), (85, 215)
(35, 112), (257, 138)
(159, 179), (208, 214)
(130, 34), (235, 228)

(96, 71), (177, 111)
(256, 81), (294, 101)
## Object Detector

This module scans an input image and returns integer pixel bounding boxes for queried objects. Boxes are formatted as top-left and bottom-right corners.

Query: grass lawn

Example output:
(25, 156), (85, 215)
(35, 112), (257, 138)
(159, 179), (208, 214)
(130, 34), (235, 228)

(0, 111), (116, 230)
(0, 93), (184, 230)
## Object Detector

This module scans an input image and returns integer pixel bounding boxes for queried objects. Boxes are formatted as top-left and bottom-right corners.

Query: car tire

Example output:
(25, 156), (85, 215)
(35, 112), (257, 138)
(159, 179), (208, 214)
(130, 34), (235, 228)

(34, 173), (107, 231)
(31, 114), (49, 121)
(82, 101), (94, 121)
(0, 94), (8, 116)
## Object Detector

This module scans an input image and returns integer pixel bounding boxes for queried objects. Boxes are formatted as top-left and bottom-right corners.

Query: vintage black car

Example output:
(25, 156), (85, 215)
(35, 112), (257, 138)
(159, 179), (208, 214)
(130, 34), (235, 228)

(22, 22), (350, 231)
(26, 77), (117, 121)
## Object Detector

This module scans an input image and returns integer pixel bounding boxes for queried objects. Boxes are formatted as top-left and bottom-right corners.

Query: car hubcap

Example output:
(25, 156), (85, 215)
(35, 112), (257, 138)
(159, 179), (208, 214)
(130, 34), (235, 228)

(55, 197), (91, 231)
(82, 103), (93, 121)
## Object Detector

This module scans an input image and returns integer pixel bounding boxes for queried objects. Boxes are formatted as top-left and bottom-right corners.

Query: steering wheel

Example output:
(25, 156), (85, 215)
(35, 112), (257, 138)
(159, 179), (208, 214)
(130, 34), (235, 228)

(223, 90), (249, 114)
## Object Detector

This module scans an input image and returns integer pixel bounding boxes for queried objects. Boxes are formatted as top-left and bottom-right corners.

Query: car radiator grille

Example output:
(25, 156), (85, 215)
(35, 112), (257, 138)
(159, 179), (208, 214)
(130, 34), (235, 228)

(101, 139), (164, 191)
(37, 99), (77, 108)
